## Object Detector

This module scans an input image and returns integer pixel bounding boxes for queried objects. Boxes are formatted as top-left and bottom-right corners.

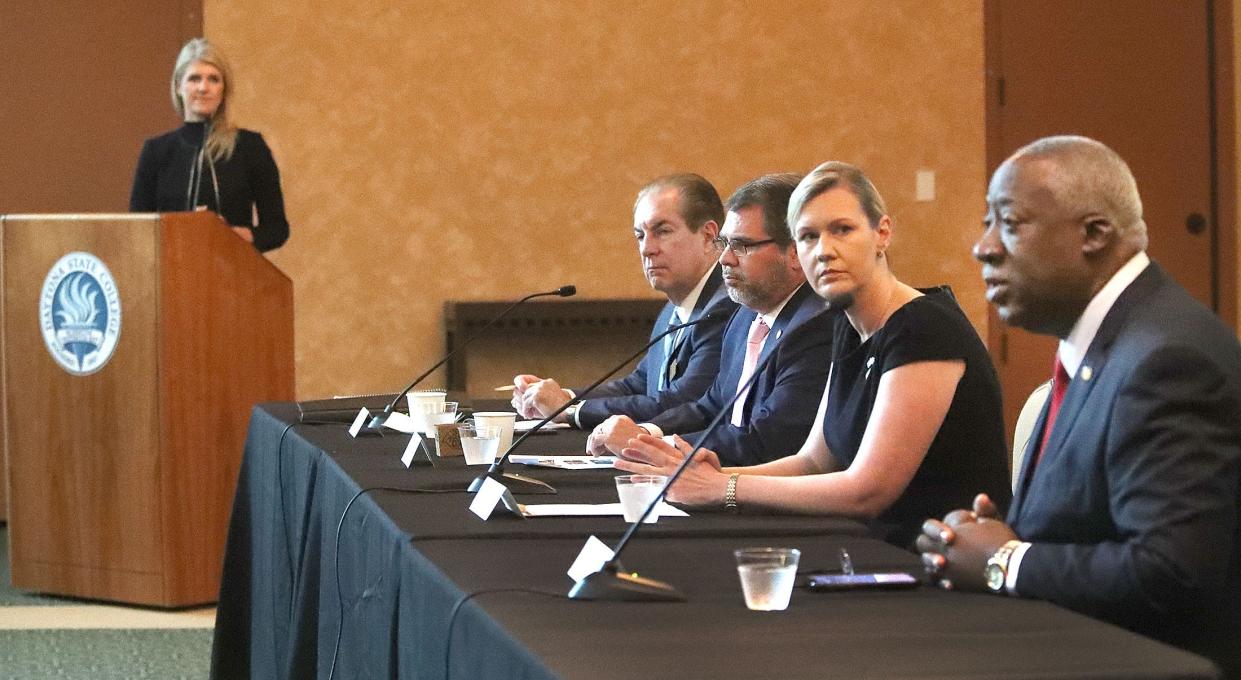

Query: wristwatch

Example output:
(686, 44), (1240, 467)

(724, 473), (741, 513)
(563, 403), (580, 427)
(984, 540), (1022, 593)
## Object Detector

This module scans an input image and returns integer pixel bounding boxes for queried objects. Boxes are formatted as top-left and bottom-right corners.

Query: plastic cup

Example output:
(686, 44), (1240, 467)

(406, 390), (446, 434)
(420, 401), (458, 438)
(614, 474), (667, 523)
(460, 425), (501, 465)
(734, 547), (800, 611)
(472, 412), (516, 456)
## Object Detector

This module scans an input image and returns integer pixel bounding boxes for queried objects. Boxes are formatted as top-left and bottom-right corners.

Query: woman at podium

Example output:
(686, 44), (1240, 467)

(129, 38), (289, 253)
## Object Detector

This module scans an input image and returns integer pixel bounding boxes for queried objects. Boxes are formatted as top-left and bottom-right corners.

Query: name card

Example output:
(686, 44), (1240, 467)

(568, 535), (616, 583)
(400, 432), (425, 468)
(348, 407), (371, 438)
(469, 476), (525, 520)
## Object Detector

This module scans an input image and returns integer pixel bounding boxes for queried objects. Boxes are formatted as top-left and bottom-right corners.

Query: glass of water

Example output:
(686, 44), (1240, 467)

(459, 425), (500, 465)
(614, 474), (667, 523)
(734, 547), (801, 611)
(420, 401), (459, 438)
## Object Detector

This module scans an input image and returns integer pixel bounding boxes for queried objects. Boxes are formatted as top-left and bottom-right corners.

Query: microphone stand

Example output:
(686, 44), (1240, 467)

(356, 285), (576, 433)
(469, 315), (714, 496)
(188, 119), (212, 210)
(568, 333), (783, 601)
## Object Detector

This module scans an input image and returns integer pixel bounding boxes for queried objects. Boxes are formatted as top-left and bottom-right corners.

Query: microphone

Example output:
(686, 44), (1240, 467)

(187, 120), (212, 210)
(350, 285), (575, 432)
(568, 328), (784, 602)
(469, 313), (718, 495)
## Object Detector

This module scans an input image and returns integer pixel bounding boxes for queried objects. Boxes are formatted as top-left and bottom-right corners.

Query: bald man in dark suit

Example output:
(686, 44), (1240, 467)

(918, 136), (1241, 678)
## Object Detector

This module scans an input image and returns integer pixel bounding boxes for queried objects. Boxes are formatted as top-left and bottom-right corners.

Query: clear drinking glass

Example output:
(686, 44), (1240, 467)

(459, 425), (501, 465)
(734, 547), (801, 611)
(614, 474), (667, 523)
(420, 401), (458, 438)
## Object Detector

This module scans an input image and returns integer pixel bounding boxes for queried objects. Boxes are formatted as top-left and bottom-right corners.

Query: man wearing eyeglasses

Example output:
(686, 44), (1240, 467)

(588, 173), (836, 466)
(513, 173), (738, 429)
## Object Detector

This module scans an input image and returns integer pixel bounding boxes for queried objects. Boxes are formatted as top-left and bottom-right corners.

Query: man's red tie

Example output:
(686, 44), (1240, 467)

(1035, 354), (1071, 466)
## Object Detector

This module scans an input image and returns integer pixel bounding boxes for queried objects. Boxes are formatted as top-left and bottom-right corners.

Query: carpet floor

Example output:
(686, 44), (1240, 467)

(0, 525), (215, 679)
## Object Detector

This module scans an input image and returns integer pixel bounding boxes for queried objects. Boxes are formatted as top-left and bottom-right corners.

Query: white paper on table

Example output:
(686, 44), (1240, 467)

(513, 420), (571, 433)
(520, 502), (687, 518)
(382, 411), (418, 434)
(509, 455), (617, 469)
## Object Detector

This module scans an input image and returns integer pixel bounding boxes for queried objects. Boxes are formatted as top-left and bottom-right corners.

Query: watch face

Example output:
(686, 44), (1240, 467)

(984, 563), (1005, 591)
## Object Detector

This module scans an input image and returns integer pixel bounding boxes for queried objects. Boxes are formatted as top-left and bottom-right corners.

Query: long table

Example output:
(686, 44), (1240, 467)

(209, 402), (1220, 679)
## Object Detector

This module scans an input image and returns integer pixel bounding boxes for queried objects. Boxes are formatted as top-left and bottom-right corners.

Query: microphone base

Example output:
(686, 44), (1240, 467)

(468, 471), (557, 495)
(568, 563), (685, 602)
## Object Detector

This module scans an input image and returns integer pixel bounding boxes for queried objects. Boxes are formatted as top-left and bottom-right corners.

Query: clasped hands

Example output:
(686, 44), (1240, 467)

(511, 374), (573, 421)
(915, 493), (1019, 592)
(607, 430), (729, 506)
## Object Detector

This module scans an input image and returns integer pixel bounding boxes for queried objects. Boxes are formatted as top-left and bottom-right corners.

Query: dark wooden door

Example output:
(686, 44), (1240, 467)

(987, 0), (1218, 437)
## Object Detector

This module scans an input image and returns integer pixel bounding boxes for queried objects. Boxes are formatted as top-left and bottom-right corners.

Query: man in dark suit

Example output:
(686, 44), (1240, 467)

(917, 136), (1241, 678)
(513, 173), (737, 429)
(588, 173), (834, 466)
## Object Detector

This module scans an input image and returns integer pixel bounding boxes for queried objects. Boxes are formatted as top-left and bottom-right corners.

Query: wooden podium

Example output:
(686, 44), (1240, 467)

(0, 212), (294, 606)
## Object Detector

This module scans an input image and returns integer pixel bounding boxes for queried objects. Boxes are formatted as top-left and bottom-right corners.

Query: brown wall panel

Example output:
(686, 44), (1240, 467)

(0, 1), (201, 213)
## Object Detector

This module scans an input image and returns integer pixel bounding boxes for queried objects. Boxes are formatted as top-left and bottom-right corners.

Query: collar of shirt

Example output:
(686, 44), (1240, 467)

(1058, 251), (1150, 376)
(673, 264), (716, 324)
(757, 285), (800, 330)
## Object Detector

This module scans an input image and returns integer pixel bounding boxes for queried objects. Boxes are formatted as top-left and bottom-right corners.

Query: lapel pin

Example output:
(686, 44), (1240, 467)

(1080, 365), (1093, 381)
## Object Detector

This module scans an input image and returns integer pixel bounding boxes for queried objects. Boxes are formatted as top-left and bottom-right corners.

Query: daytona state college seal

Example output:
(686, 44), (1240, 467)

(40, 251), (122, 376)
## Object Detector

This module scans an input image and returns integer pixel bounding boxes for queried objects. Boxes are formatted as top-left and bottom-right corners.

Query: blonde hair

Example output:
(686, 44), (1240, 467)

(787, 161), (888, 232)
(171, 38), (238, 162)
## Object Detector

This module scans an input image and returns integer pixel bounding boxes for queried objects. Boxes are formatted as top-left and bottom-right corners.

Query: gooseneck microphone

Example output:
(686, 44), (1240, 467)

(568, 330), (784, 602)
(468, 313), (717, 495)
(361, 285), (576, 432)
(186, 119), (214, 211)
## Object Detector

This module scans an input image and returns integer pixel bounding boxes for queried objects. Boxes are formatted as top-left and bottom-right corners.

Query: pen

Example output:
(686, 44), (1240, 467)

(493, 385), (515, 392)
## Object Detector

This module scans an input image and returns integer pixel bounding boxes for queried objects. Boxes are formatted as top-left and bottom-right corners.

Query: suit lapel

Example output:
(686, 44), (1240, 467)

(662, 266), (726, 385)
(1010, 263), (1165, 523)
(759, 284), (811, 364)
(724, 307), (758, 395)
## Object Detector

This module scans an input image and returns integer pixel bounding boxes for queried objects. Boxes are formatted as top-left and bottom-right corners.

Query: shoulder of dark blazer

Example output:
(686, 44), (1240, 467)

(1092, 262), (1240, 362)
(138, 127), (188, 159)
(779, 284), (836, 337)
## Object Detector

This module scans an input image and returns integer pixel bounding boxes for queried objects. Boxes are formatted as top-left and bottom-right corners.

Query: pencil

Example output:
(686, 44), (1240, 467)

(493, 385), (515, 392)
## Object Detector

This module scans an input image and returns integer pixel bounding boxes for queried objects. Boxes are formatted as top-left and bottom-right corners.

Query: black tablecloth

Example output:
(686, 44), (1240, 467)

(210, 403), (1220, 679)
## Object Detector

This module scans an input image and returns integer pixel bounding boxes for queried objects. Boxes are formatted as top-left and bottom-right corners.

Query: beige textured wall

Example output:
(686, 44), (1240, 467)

(205, 0), (986, 399)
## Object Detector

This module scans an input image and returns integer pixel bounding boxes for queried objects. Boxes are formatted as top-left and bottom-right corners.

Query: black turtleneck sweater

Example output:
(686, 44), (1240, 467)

(129, 122), (289, 252)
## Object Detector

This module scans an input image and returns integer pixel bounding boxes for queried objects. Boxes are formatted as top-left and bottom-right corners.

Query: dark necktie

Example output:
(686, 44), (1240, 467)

(657, 315), (679, 390)
(1035, 354), (1070, 466)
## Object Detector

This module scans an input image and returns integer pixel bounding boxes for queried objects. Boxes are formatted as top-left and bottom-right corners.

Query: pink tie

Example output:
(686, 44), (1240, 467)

(1035, 354), (1070, 467)
(731, 318), (770, 426)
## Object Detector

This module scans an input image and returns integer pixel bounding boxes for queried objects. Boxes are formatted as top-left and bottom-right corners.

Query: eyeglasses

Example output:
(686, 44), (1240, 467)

(712, 236), (778, 256)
